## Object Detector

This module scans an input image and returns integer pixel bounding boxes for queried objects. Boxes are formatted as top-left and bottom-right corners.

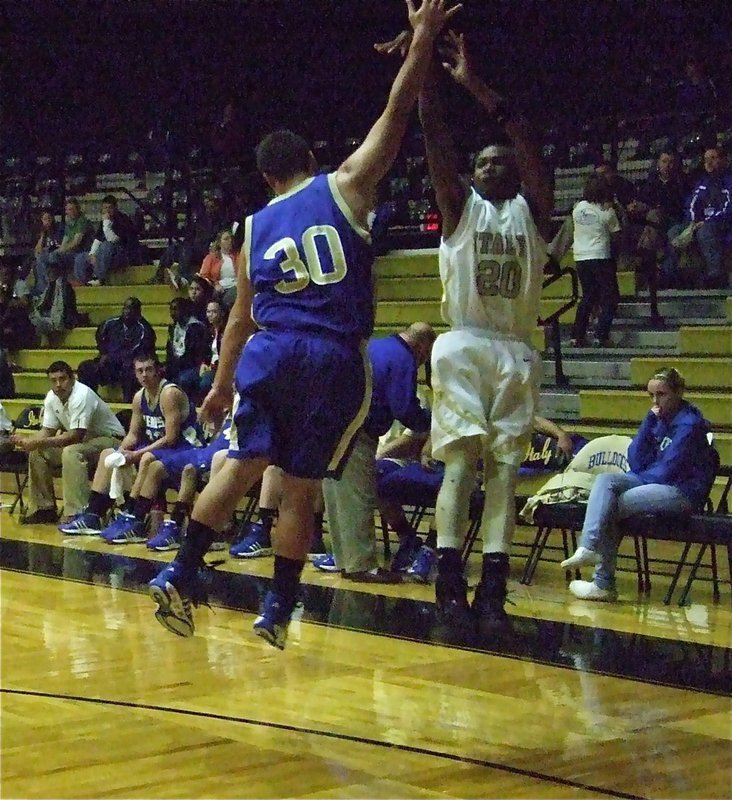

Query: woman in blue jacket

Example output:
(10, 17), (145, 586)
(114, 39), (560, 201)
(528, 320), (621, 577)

(561, 367), (717, 601)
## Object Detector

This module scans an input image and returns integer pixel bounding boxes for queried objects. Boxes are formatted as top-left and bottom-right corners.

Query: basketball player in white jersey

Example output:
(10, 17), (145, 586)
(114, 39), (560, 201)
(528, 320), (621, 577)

(417, 31), (552, 638)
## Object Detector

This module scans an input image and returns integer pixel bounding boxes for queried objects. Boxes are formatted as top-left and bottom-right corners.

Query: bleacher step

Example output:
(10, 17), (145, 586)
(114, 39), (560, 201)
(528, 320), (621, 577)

(538, 390), (580, 422)
(616, 297), (729, 321)
(549, 328), (678, 350)
(542, 359), (630, 384)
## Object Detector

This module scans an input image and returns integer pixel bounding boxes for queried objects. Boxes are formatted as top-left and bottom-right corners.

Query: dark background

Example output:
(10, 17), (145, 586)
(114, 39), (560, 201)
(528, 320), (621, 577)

(1, 0), (730, 160)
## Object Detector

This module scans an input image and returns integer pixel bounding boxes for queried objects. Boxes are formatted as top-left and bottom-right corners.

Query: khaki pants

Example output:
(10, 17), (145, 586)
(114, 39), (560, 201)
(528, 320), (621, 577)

(322, 429), (379, 573)
(27, 436), (122, 517)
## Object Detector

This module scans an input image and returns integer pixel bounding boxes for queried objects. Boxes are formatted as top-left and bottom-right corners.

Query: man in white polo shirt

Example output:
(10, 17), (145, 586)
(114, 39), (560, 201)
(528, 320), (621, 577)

(10, 360), (124, 524)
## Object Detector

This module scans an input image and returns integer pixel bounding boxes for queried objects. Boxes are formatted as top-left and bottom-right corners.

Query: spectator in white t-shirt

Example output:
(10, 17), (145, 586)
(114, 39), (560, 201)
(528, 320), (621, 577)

(10, 360), (125, 524)
(198, 229), (239, 311)
(570, 174), (621, 347)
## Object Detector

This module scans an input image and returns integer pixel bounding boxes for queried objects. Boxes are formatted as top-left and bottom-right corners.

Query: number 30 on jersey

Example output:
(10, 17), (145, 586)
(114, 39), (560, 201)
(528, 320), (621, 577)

(265, 225), (347, 294)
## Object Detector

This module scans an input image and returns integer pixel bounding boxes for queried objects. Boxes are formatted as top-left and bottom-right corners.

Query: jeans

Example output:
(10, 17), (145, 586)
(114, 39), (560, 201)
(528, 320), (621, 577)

(74, 241), (128, 284)
(579, 472), (692, 590)
(34, 251), (76, 296)
(572, 258), (619, 343)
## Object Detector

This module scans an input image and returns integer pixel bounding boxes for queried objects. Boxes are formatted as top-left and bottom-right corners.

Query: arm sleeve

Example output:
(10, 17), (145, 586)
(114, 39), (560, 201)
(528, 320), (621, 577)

(606, 207), (621, 234)
(627, 412), (658, 472)
(95, 320), (108, 352)
(143, 320), (157, 352)
(66, 389), (95, 430)
(388, 358), (431, 434)
(634, 425), (703, 486)
(41, 396), (60, 429)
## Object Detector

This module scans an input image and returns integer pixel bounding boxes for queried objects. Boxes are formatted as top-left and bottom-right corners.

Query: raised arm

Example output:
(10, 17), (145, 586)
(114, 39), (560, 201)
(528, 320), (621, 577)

(440, 31), (553, 238)
(418, 58), (467, 239)
(336, 0), (460, 221)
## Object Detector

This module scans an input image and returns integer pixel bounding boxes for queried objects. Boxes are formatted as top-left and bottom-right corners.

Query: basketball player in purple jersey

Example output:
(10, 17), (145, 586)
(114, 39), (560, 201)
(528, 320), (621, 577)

(149, 0), (461, 649)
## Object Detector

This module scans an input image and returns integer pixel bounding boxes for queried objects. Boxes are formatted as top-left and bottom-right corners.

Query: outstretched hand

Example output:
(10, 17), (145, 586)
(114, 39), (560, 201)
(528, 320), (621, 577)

(374, 0), (462, 57)
(407, 0), (462, 38)
(439, 29), (471, 86)
(374, 29), (411, 58)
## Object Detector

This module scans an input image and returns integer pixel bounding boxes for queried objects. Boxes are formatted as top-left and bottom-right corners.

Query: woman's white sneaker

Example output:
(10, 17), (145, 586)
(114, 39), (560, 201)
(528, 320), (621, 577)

(569, 580), (617, 602)
(561, 546), (600, 570)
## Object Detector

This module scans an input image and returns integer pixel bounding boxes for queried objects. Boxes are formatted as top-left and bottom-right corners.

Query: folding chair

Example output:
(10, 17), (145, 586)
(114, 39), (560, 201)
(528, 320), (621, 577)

(0, 405), (44, 514)
(625, 459), (730, 606)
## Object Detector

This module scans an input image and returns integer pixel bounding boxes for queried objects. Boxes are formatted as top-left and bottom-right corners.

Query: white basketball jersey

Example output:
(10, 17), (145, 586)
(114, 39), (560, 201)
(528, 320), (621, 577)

(439, 188), (547, 342)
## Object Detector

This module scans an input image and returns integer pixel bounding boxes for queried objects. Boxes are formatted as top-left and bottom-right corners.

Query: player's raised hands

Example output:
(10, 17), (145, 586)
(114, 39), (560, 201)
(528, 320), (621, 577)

(375, 0), (462, 56)
(406, 0), (462, 39)
(439, 29), (472, 86)
(374, 29), (412, 58)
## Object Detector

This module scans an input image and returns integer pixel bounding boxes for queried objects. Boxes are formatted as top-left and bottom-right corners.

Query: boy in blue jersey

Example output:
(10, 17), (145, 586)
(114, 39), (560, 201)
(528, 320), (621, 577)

(60, 353), (204, 537)
(96, 418), (233, 549)
(149, 0), (461, 649)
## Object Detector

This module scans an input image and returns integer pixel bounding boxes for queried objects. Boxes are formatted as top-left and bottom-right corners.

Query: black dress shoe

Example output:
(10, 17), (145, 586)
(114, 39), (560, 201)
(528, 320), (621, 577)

(343, 568), (403, 584)
(20, 508), (59, 525)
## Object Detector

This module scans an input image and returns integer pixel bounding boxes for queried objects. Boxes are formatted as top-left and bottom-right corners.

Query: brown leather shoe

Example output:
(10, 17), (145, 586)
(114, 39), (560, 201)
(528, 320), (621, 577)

(343, 568), (403, 584)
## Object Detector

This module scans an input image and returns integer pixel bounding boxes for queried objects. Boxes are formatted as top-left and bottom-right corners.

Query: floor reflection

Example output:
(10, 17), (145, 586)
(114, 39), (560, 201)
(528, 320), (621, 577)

(2, 537), (729, 695)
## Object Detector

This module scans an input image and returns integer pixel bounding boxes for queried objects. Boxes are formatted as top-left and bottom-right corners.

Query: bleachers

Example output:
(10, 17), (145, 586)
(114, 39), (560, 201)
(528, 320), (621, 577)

(7, 250), (729, 457)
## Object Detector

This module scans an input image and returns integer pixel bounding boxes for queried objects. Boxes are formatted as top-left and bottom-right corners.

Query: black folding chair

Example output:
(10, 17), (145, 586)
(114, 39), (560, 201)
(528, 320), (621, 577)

(0, 405), (43, 514)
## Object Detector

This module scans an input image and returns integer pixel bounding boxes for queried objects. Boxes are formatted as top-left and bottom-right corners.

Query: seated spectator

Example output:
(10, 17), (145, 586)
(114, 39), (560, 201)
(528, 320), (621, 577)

(74, 195), (138, 286)
(77, 297), (157, 401)
(164, 297), (209, 400)
(687, 146), (731, 289)
(198, 298), (226, 397)
(18, 211), (64, 297)
(59, 352), (205, 535)
(1, 277), (35, 353)
(0, 279), (34, 397)
(188, 274), (215, 323)
(34, 198), (92, 296)
(97, 414), (233, 547)
(29, 261), (78, 345)
(569, 174), (621, 347)
(34, 210), (64, 258)
(561, 367), (717, 601)
(677, 57), (720, 122)
(9, 360), (124, 524)
(162, 192), (226, 290)
(634, 150), (691, 299)
(199, 228), (239, 310)
(374, 416), (577, 582)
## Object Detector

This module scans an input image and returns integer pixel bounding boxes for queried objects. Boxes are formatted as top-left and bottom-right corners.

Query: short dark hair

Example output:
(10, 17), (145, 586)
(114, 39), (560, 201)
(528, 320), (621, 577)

(583, 173), (613, 204)
(255, 130), (311, 181)
(190, 274), (214, 295)
(46, 360), (74, 378)
(101, 194), (118, 207)
(133, 352), (161, 366)
(124, 297), (142, 312)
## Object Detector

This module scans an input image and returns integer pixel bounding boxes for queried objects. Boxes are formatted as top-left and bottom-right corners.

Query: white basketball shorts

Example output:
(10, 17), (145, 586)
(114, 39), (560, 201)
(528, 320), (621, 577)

(430, 329), (541, 466)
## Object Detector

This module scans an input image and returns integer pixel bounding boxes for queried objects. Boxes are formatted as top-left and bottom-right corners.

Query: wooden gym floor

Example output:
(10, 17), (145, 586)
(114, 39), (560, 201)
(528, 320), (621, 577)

(1, 511), (730, 799)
